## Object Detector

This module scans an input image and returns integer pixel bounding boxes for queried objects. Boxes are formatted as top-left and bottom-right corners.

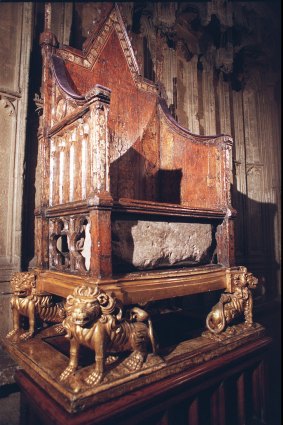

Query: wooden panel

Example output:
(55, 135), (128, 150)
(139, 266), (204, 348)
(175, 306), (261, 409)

(159, 114), (225, 209)
(210, 383), (226, 425)
(236, 373), (245, 425)
(63, 30), (158, 202)
(56, 11), (231, 210)
(187, 398), (199, 425)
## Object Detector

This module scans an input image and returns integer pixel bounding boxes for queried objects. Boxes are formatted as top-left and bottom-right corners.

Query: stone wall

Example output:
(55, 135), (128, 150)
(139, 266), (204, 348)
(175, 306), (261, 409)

(0, 3), (32, 283)
(0, 3), (33, 336)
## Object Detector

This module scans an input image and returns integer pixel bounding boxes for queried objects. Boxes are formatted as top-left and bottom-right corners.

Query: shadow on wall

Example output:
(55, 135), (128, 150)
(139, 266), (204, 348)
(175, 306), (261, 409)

(21, 3), (44, 272)
(231, 184), (279, 301)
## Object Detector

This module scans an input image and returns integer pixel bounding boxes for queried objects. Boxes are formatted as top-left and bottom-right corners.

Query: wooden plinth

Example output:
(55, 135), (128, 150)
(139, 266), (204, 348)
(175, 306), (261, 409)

(35, 264), (232, 303)
(3, 321), (271, 420)
(15, 331), (271, 425)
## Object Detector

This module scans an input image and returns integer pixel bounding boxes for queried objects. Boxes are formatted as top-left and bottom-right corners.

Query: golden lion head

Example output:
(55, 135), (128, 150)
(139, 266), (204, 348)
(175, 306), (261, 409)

(65, 286), (100, 326)
(245, 272), (258, 289)
(65, 285), (119, 327)
(11, 272), (36, 297)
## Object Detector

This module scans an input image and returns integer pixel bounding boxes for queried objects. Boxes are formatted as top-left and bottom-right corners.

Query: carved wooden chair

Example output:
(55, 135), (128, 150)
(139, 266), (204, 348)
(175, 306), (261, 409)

(11, 3), (257, 339)
(3, 3), (261, 412)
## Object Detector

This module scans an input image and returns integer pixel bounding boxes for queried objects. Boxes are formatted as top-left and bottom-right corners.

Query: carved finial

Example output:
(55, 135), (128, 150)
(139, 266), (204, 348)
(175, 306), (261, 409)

(0, 95), (15, 116)
(45, 3), (52, 32)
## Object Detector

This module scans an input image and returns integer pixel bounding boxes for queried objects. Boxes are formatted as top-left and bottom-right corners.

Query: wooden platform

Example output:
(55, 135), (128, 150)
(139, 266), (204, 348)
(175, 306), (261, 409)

(14, 329), (271, 425)
(34, 264), (229, 303)
(2, 321), (267, 415)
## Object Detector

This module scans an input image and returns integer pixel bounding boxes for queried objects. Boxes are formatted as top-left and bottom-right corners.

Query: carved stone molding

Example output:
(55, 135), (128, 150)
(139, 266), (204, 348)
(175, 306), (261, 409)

(246, 163), (263, 176)
(0, 94), (16, 116)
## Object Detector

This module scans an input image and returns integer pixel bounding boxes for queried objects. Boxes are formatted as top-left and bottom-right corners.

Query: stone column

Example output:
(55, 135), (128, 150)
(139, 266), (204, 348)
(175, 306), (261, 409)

(0, 3), (33, 282)
(0, 3), (33, 338)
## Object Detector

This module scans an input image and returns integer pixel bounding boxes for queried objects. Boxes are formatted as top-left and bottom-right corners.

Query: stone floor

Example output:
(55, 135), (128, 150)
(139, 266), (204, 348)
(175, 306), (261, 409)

(0, 390), (20, 425)
(0, 346), (20, 425)
(0, 284), (20, 424)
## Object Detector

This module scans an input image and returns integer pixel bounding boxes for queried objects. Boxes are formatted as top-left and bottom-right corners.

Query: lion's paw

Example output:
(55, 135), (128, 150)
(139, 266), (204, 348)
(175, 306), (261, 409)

(59, 366), (76, 382)
(19, 331), (34, 341)
(85, 371), (103, 385)
(105, 355), (118, 365)
(125, 351), (145, 371)
(53, 324), (66, 335)
(245, 321), (254, 328)
(6, 329), (19, 339)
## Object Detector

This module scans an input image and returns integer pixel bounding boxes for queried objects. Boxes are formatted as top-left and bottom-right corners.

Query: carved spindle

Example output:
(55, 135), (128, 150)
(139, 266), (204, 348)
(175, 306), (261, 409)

(52, 138), (60, 205)
(69, 131), (75, 202)
(63, 137), (70, 204)
(105, 107), (110, 193)
(82, 119), (90, 196)
(77, 120), (86, 200)
(58, 138), (66, 204)
(49, 139), (56, 206)
(68, 217), (75, 272)
(72, 127), (83, 201)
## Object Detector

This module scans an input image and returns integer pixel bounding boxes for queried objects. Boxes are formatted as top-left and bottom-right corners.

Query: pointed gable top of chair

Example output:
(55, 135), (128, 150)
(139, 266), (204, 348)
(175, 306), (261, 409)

(59, 4), (141, 81)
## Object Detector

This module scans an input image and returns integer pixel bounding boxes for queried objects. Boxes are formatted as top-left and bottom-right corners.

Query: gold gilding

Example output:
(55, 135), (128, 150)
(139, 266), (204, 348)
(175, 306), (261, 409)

(59, 285), (157, 390)
(205, 268), (258, 337)
(6, 271), (66, 341)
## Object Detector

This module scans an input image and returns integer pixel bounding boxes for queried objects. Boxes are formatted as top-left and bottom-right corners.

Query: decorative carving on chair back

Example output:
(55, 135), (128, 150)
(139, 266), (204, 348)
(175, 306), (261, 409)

(49, 117), (91, 205)
(36, 3), (235, 275)
(49, 5), (232, 210)
(48, 86), (111, 206)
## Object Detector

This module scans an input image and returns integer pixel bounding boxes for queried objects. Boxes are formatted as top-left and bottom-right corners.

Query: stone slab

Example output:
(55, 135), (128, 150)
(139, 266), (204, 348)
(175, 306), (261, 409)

(112, 220), (215, 270)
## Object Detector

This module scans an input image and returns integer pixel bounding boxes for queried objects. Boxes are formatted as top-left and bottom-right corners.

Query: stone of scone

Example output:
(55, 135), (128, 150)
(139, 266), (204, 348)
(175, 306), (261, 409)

(112, 220), (214, 270)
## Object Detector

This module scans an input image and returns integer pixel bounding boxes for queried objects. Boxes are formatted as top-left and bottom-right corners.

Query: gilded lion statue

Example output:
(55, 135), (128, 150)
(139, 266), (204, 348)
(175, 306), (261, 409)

(6, 271), (66, 341)
(59, 285), (157, 386)
(206, 270), (258, 334)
